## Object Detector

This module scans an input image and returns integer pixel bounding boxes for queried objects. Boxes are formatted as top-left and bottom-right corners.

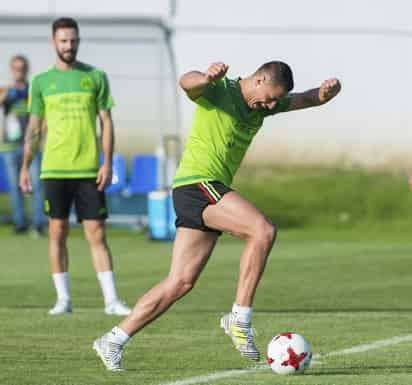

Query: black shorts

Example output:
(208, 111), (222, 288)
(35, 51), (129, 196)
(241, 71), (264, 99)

(43, 178), (108, 222)
(172, 180), (233, 234)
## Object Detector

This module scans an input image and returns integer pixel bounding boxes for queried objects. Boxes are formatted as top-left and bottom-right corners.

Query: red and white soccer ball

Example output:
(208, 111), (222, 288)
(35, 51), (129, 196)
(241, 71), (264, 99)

(266, 332), (312, 375)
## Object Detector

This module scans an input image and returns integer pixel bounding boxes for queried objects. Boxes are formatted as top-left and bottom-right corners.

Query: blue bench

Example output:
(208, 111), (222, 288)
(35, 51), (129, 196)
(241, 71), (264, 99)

(127, 154), (158, 194)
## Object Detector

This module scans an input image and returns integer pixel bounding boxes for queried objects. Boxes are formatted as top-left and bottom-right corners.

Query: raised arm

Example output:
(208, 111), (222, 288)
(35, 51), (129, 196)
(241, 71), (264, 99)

(19, 114), (43, 192)
(286, 78), (341, 112)
(179, 62), (228, 101)
(97, 109), (114, 191)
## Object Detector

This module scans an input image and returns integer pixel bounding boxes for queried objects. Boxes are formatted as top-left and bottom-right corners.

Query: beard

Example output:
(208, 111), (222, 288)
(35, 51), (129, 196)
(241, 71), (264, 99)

(57, 49), (77, 64)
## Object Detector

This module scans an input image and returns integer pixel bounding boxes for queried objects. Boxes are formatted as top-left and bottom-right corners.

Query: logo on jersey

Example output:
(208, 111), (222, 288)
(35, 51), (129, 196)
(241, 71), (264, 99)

(80, 76), (93, 91)
(48, 83), (57, 91)
(98, 207), (107, 216)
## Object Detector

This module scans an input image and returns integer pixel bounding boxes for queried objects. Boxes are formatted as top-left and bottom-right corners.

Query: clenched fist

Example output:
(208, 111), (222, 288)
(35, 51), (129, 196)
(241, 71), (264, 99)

(205, 62), (229, 83)
(319, 78), (341, 103)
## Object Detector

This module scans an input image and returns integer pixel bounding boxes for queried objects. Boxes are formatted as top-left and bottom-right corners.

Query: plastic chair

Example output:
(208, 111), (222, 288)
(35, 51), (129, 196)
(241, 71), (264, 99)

(127, 154), (157, 194)
(100, 152), (127, 193)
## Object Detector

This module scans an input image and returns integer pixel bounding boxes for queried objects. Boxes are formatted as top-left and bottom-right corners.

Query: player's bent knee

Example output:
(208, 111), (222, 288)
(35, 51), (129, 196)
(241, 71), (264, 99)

(255, 218), (277, 246)
(178, 281), (194, 298)
(167, 277), (195, 300)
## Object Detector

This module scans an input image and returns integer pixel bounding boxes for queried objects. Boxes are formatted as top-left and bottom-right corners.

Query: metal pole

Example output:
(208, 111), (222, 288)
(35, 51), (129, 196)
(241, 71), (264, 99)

(165, 29), (182, 140)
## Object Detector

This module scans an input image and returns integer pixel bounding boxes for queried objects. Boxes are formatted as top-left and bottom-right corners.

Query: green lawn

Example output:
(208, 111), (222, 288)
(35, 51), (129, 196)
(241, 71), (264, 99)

(1, 226), (412, 385)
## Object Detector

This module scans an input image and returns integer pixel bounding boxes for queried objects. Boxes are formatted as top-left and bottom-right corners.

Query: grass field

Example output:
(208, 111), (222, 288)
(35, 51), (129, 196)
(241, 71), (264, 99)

(1, 224), (412, 385)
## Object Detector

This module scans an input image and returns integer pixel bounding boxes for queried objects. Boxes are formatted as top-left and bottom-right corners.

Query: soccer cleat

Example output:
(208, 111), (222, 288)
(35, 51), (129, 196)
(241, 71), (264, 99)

(220, 313), (260, 361)
(48, 300), (72, 315)
(93, 335), (125, 371)
(104, 300), (132, 316)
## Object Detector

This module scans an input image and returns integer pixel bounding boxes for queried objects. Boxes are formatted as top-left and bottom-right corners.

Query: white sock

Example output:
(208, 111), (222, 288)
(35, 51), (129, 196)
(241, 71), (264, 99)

(108, 326), (130, 346)
(97, 271), (119, 306)
(52, 272), (71, 302)
(232, 303), (253, 323)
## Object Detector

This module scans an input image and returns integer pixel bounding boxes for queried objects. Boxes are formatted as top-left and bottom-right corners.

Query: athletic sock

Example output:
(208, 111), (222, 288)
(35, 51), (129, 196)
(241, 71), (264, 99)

(97, 271), (119, 306)
(232, 303), (253, 323)
(108, 326), (130, 346)
(52, 272), (71, 302)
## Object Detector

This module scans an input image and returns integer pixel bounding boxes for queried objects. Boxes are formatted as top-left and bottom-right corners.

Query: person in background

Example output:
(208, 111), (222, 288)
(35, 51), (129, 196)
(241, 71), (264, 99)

(0, 55), (45, 235)
(20, 18), (131, 316)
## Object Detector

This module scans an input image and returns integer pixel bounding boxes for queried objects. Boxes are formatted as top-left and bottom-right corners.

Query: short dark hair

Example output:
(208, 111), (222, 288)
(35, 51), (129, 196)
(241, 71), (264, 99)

(52, 17), (79, 36)
(256, 61), (294, 92)
(10, 54), (29, 71)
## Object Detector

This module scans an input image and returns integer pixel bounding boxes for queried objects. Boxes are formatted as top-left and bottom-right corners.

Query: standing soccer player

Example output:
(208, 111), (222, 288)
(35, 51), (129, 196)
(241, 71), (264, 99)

(94, 61), (341, 370)
(19, 17), (130, 316)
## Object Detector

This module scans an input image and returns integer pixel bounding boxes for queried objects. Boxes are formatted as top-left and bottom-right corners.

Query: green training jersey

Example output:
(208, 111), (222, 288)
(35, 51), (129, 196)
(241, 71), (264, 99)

(28, 62), (114, 179)
(173, 77), (291, 188)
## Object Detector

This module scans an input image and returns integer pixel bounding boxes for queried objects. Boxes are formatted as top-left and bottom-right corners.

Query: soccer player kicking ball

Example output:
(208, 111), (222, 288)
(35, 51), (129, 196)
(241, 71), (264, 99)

(94, 61), (341, 370)
(20, 17), (130, 316)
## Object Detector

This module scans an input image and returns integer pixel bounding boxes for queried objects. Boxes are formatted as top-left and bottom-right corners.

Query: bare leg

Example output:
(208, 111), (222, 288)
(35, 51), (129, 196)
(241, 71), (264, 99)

(119, 228), (218, 336)
(203, 191), (276, 307)
(48, 218), (72, 311)
(82, 219), (128, 311)
(49, 218), (70, 273)
(83, 219), (113, 272)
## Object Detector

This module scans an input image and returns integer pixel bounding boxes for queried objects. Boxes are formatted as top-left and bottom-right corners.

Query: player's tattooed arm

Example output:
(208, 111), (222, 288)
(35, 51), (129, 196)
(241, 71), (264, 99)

(24, 115), (43, 159)
(19, 115), (43, 193)
(286, 78), (341, 112)
(179, 62), (229, 101)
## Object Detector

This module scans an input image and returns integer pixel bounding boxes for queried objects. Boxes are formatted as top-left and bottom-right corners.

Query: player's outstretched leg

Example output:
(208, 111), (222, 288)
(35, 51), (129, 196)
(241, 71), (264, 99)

(93, 228), (217, 371)
(203, 191), (277, 361)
